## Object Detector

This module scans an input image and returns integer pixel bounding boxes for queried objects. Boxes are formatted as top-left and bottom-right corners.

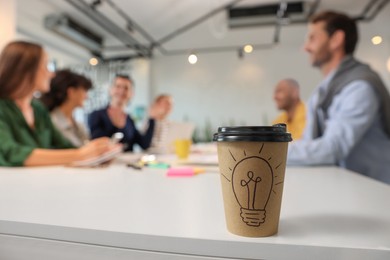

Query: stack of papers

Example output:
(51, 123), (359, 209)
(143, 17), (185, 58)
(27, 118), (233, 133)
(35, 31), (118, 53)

(70, 146), (123, 167)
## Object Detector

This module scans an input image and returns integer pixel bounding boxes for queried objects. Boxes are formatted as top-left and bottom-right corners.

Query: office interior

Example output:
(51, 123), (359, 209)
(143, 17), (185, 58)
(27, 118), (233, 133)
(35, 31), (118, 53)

(2, 0), (390, 140)
(1, 0), (390, 259)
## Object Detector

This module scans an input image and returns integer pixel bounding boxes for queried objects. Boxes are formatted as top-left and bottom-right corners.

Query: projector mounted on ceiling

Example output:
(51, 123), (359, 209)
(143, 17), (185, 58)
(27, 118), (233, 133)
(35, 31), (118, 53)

(228, 1), (313, 28)
(44, 14), (104, 53)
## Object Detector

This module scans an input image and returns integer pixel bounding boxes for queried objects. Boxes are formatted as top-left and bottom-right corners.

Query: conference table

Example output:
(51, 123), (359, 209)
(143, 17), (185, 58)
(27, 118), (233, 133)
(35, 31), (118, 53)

(0, 152), (389, 260)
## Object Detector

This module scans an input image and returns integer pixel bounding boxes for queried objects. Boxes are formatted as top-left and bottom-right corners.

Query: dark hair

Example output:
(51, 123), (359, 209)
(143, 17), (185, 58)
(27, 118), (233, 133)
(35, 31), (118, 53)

(310, 11), (358, 55)
(41, 69), (92, 111)
(0, 41), (43, 99)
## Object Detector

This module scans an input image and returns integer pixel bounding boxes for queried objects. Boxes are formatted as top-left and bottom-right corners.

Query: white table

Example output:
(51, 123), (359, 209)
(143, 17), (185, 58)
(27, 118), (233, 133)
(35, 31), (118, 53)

(0, 159), (389, 260)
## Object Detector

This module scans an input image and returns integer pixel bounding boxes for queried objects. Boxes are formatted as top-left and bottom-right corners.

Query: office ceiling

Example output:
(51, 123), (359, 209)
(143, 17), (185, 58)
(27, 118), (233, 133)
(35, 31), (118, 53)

(16, 0), (390, 61)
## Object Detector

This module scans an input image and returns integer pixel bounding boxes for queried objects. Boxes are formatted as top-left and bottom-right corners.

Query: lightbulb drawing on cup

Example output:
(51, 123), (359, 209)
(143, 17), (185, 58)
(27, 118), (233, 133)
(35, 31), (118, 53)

(220, 143), (284, 227)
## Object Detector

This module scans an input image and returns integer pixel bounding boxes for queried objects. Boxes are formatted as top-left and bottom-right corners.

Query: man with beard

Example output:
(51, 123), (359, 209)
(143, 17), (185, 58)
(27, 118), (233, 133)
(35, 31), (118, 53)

(272, 78), (306, 140)
(287, 11), (390, 184)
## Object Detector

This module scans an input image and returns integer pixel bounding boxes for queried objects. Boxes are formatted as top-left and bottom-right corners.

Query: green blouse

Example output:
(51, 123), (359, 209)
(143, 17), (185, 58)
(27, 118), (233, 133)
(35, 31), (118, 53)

(0, 99), (75, 166)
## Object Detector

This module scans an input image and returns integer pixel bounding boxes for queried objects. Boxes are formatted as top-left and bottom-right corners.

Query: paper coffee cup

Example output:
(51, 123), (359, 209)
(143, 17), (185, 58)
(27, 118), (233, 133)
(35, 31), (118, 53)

(213, 124), (292, 237)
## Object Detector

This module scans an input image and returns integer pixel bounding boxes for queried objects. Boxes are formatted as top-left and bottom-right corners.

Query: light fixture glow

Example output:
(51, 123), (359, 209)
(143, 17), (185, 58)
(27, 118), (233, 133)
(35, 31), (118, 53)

(89, 57), (99, 66)
(371, 36), (382, 45)
(243, 45), (253, 53)
(188, 54), (198, 64)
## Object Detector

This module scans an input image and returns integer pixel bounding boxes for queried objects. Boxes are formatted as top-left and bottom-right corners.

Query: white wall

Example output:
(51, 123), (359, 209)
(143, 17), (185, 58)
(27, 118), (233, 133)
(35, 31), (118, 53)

(150, 7), (390, 141)
(357, 9), (390, 85)
(128, 59), (152, 118)
(151, 34), (319, 136)
(0, 0), (16, 50)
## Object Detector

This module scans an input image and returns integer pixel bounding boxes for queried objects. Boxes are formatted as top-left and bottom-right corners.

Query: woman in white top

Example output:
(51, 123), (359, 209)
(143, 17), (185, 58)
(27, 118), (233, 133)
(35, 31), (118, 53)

(41, 69), (91, 147)
(147, 94), (175, 153)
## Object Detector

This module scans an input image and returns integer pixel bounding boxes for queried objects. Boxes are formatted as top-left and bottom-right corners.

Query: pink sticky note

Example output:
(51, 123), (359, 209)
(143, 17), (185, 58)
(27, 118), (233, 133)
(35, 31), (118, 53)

(167, 167), (195, 177)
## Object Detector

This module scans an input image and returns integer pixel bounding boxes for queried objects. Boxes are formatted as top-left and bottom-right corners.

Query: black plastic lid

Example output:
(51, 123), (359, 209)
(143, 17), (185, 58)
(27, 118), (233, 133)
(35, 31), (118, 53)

(213, 124), (292, 142)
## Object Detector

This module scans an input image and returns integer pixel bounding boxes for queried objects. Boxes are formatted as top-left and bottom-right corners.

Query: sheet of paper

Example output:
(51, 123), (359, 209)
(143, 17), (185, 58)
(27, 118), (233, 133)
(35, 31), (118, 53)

(69, 146), (123, 167)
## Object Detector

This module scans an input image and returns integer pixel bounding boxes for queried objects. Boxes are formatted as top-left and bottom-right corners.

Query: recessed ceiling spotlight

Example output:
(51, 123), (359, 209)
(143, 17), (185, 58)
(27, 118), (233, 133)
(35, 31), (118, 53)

(188, 54), (198, 64)
(89, 57), (99, 66)
(243, 45), (253, 53)
(371, 36), (382, 45)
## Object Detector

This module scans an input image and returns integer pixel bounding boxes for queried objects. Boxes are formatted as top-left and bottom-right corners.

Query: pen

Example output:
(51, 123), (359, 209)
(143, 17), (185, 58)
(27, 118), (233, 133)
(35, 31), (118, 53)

(127, 163), (142, 170)
(111, 132), (124, 144)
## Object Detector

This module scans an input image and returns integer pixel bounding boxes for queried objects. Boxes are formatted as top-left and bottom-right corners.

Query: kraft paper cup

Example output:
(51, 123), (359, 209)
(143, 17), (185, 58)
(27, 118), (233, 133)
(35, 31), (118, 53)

(174, 139), (192, 159)
(213, 124), (292, 237)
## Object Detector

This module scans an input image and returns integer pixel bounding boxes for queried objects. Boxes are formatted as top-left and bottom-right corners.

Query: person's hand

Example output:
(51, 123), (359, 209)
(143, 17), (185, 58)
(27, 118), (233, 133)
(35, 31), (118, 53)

(148, 102), (166, 120)
(77, 137), (121, 160)
(107, 106), (127, 128)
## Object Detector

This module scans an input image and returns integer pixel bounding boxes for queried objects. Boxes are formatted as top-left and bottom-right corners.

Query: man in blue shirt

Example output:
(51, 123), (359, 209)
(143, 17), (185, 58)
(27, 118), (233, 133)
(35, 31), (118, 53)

(89, 74), (164, 152)
(288, 11), (390, 184)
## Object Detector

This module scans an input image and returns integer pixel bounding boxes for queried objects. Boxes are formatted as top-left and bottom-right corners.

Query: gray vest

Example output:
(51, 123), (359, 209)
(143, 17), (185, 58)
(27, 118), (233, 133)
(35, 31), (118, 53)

(314, 56), (390, 138)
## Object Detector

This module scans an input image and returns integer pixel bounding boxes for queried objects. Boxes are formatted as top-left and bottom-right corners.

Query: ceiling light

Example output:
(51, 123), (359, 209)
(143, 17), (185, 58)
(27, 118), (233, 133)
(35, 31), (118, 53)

(89, 57), (99, 66)
(188, 54), (198, 64)
(371, 36), (382, 45)
(243, 45), (253, 53)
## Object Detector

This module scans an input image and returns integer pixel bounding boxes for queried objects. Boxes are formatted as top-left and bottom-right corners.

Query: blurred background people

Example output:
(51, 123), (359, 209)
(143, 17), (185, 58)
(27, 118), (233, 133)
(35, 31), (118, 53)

(88, 74), (163, 152)
(0, 41), (116, 167)
(287, 11), (390, 184)
(41, 69), (91, 147)
(272, 78), (306, 140)
(147, 94), (174, 153)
